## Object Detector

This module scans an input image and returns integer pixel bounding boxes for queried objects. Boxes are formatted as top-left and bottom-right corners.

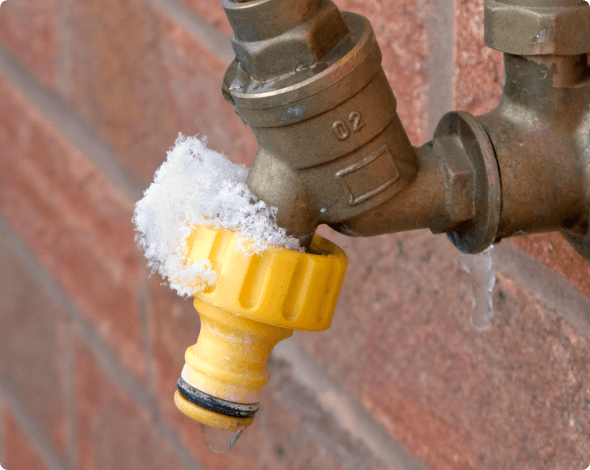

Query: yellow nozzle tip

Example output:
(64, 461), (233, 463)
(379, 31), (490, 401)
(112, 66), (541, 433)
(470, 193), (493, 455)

(174, 390), (254, 432)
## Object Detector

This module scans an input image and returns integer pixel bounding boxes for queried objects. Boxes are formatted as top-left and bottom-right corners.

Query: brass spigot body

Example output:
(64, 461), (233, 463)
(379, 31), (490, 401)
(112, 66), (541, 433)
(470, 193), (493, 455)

(221, 0), (590, 258)
(174, 0), (590, 434)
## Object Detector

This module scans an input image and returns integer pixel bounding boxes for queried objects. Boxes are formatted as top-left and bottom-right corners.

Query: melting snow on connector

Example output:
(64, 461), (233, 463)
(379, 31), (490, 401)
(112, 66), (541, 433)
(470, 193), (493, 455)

(133, 134), (302, 297)
(458, 246), (496, 331)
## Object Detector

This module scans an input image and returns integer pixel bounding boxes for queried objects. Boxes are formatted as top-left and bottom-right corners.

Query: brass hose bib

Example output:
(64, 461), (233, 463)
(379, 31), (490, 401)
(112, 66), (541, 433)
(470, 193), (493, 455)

(223, 9), (419, 246)
(221, 1), (503, 253)
(173, 0), (590, 432)
(218, 0), (590, 257)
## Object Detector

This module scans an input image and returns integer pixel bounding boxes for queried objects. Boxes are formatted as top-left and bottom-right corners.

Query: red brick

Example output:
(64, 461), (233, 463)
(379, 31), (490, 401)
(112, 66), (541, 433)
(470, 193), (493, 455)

(3, 408), (50, 470)
(178, 0), (233, 36)
(453, 0), (504, 114)
(299, 226), (590, 470)
(510, 233), (590, 299)
(66, 0), (174, 181)
(74, 341), (190, 470)
(156, 12), (257, 167)
(335, 0), (429, 145)
(0, 230), (68, 456)
(0, 0), (59, 90)
(149, 277), (389, 470)
(67, 0), (256, 182)
(0, 398), (3, 464)
(148, 275), (201, 429)
(0, 78), (146, 380)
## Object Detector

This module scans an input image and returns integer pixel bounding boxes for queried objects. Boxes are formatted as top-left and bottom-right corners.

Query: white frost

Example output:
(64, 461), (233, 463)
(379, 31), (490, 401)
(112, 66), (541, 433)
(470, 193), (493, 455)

(133, 134), (301, 297)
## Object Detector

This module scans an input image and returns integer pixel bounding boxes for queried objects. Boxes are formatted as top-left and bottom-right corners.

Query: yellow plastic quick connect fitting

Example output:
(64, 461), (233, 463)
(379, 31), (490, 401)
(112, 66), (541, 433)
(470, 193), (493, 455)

(174, 225), (348, 431)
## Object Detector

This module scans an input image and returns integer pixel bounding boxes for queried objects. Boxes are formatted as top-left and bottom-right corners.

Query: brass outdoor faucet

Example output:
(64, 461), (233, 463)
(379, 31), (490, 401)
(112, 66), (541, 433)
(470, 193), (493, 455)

(220, 0), (590, 259)
(173, 0), (590, 435)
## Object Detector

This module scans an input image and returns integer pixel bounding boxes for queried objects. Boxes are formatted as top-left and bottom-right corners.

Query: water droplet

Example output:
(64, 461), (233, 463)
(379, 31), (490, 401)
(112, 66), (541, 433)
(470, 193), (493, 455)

(201, 424), (242, 454)
(458, 246), (496, 331)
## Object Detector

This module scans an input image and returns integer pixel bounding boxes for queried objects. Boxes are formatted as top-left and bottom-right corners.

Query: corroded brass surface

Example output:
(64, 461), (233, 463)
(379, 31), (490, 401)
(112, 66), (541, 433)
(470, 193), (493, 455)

(477, 53), (590, 256)
(218, 0), (590, 258)
(485, 0), (590, 55)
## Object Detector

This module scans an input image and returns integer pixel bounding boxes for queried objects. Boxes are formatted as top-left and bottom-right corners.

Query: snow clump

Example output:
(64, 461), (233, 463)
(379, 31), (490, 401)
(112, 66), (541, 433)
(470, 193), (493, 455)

(133, 134), (302, 298)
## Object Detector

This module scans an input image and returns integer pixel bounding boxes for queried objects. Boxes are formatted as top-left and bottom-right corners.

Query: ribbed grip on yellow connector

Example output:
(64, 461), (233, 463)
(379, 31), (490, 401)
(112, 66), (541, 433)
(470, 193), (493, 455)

(175, 225), (347, 431)
(187, 225), (348, 330)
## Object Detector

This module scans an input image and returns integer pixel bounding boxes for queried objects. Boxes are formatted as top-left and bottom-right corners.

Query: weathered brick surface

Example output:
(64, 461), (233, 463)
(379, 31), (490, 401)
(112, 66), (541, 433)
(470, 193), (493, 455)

(66, 0), (172, 182)
(300, 227), (590, 470)
(67, 0), (256, 183)
(334, 0), (429, 145)
(148, 275), (201, 428)
(178, 0), (234, 36)
(149, 277), (389, 470)
(0, 227), (68, 456)
(74, 341), (190, 470)
(453, 0), (503, 115)
(3, 408), (50, 470)
(0, 0), (59, 90)
(511, 233), (590, 299)
(0, 78), (146, 380)
(156, 12), (257, 167)
(0, 398), (3, 464)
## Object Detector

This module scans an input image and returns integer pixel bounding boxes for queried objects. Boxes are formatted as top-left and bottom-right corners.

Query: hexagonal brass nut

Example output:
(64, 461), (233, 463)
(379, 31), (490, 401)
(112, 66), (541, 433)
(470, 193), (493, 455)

(224, 0), (348, 80)
(485, 0), (590, 55)
(430, 136), (475, 234)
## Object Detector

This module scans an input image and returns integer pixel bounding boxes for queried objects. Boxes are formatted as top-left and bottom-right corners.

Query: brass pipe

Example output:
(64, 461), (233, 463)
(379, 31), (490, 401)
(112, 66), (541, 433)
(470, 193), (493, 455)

(220, 0), (590, 258)
(331, 143), (448, 237)
(477, 54), (590, 240)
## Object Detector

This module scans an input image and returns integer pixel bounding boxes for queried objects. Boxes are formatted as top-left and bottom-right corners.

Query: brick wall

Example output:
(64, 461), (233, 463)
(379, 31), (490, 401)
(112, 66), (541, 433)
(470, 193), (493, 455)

(0, 0), (589, 469)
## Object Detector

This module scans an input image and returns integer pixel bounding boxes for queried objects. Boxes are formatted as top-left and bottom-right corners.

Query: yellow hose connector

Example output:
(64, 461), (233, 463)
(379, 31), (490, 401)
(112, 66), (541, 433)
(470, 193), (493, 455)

(174, 225), (347, 431)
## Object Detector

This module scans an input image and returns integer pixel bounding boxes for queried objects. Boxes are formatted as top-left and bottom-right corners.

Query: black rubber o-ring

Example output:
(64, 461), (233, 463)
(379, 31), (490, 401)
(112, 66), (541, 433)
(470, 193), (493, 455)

(176, 378), (259, 418)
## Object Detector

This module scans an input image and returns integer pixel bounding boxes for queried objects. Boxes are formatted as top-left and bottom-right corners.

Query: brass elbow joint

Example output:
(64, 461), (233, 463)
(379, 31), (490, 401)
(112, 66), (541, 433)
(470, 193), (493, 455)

(222, 2), (421, 248)
(222, 0), (502, 254)
(222, 0), (590, 258)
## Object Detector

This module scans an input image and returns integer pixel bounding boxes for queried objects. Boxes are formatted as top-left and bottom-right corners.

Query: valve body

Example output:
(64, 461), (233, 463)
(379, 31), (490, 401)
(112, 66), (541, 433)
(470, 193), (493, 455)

(222, 6), (420, 247)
